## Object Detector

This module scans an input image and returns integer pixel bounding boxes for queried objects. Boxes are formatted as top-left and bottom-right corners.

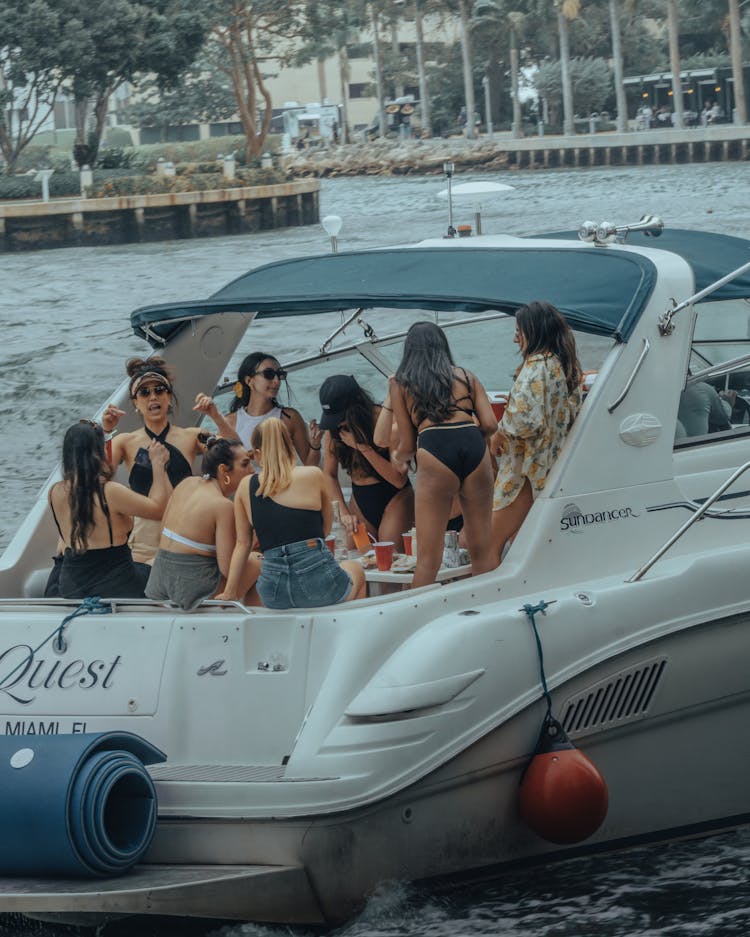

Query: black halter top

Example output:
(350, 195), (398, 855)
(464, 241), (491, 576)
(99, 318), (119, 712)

(128, 423), (193, 495)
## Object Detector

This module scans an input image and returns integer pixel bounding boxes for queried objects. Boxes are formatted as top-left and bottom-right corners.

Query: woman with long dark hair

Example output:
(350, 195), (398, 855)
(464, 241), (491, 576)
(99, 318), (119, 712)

(194, 351), (321, 465)
(492, 300), (582, 562)
(319, 375), (413, 550)
(387, 321), (498, 587)
(105, 356), (208, 563)
(48, 421), (170, 598)
(146, 437), (261, 609)
(218, 418), (364, 609)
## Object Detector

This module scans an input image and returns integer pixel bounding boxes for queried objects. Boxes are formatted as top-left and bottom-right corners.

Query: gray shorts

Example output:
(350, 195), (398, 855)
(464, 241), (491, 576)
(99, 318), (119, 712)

(145, 549), (221, 611)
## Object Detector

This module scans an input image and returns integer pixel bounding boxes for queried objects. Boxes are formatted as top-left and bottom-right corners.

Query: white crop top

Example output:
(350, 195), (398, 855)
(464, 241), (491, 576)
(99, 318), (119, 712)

(234, 406), (282, 449)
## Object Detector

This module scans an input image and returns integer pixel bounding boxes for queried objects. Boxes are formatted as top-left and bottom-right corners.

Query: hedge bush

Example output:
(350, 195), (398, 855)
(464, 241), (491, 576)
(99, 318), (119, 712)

(0, 157), (286, 200)
(90, 167), (286, 198)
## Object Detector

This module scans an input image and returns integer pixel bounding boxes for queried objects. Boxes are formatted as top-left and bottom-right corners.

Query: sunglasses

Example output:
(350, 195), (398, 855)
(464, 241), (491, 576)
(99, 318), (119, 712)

(254, 368), (287, 381)
(134, 383), (170, 398)
(79, 419), (100, 428)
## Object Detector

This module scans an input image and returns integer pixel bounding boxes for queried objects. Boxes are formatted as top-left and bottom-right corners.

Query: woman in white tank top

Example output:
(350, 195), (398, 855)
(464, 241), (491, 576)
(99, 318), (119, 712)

(194, 351), (322, 465)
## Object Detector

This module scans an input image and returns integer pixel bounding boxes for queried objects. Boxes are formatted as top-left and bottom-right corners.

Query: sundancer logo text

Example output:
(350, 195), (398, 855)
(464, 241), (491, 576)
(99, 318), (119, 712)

(0, 645), (122, 705)
(560, 503), (639, 531)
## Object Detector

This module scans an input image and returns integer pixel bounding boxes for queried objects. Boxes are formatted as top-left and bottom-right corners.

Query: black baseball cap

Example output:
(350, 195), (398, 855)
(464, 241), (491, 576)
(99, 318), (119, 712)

(319, 374), (359, 430)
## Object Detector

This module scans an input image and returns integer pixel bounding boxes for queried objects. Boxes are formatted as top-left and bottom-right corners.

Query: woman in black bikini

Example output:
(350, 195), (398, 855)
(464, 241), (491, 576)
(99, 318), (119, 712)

(48, 421), (170, 598)
(319, 375), (413, 552)
(105, 357), (207, 563)
(387, 321), (498, 587)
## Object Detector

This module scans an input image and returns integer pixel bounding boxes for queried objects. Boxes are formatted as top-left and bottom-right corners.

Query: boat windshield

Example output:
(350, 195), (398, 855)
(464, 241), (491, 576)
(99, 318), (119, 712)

(675, 297), (750, 447)
(207, 308), (614, 423)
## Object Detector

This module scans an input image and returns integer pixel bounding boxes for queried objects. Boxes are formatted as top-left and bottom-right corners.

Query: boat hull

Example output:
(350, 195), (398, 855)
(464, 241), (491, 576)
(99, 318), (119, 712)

(4, 609), (750, 925)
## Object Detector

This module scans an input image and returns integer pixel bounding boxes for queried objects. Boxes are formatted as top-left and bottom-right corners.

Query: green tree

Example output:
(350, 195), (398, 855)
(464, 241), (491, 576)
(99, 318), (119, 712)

(474, 1), (527, 137)
(209, 0), (309, 161)
(533, 56), (613, 124)
(0, 0), (82, 172)
(424, 41), (468, 134)
(62, 0), (209, 167)
(122, 47), (238, 141)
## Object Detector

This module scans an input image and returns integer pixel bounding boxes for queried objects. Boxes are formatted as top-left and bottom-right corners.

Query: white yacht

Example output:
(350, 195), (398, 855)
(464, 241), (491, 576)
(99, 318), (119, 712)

(1, 219), (750, 925)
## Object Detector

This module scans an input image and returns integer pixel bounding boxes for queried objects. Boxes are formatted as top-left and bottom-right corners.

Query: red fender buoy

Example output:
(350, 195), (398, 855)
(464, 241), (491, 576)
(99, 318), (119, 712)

(519, 717), (608, 845)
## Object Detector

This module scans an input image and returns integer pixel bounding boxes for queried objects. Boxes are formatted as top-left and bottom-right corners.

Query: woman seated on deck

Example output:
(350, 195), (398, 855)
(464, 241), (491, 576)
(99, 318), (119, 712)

(145, 437), (261, 610)
(104, 357), (208, 563)
(385, 321), (498, 588)
(47, 421), (170, 599)
(218, 418), (365, 609)
(194, 351), (322, 464)
(319, 374), (413, 551)
(492, 301), (582, 563)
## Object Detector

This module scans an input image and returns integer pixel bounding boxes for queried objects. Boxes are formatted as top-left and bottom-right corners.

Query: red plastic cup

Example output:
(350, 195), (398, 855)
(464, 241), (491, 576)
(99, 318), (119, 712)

(373, 541), (395, 571)
(402, 532), (413, 556)
(325, 534), (336, 556)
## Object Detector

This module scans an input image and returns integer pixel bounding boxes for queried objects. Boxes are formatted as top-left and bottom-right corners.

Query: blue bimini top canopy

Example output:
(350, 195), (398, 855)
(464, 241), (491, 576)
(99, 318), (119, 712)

(541, 228), (750, 301)
(130, 229), (750, 347)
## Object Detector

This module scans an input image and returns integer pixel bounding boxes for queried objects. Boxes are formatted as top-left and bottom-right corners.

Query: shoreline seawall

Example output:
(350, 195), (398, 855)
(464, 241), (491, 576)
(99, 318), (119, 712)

(0, 180), (320, 252)
(282, 124), (750, 177)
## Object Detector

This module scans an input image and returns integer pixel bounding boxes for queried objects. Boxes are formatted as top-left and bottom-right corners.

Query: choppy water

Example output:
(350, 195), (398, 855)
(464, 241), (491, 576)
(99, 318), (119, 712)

(1, 161), (750, 934)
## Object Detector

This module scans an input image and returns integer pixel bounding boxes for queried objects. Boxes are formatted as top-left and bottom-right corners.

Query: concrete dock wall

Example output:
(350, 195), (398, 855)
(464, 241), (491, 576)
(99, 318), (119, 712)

(500, 124), (750, 170)
(0, 180), (320, 252)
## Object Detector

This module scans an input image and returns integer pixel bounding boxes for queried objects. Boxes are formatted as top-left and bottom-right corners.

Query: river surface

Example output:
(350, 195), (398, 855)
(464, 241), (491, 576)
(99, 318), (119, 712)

(1, 161), (750, 935)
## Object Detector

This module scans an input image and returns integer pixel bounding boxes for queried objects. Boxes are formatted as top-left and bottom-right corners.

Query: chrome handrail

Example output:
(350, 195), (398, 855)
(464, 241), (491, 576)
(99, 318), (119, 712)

(607, 337), (650, 413)
(659, 258), (750, 336)
(628, 458), (750, 582)
(688, 350), (750, 386)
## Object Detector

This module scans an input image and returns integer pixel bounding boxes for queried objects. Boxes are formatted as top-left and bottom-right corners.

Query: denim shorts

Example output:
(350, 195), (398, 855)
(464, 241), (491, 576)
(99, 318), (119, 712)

(258, 538), (353, 610)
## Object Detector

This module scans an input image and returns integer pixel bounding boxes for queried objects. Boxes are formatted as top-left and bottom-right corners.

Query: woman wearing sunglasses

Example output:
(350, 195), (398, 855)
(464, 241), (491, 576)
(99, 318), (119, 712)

(194, 352), (322, 466)
(104, 357), (208, 563)
(47, 421), (170, 598)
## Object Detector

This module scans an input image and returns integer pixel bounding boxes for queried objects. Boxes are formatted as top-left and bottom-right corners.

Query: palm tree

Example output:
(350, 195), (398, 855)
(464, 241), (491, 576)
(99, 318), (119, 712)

(608, 0), (628, 132)
(728, 0), (747, 123)
(555, 0), (580, 135)
(414, 0), (432, 136)
(666, 0), (684, 129)
(457, 0), (478, 137)
(474, 1), (526, 138)
(370, 3), (387, 138)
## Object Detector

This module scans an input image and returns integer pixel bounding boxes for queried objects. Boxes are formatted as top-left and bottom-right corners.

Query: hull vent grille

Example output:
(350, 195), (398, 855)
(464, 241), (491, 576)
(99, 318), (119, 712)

(150, 764), (287, 782)
(560, 657), (667, 737)
(148, 764), (338, 783)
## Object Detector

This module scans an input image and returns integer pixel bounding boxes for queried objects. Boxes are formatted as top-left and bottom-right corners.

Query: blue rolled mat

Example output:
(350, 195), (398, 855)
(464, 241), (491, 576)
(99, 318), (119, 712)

(0, 731), (166, 877)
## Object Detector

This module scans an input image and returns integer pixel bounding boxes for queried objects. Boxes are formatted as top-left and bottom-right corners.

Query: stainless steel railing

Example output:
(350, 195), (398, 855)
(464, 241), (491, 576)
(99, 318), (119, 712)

(628, 458), (750, 582)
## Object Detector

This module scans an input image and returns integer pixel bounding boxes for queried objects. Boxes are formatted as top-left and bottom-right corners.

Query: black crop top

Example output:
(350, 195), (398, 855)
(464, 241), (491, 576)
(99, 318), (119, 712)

(249, 474), (324, 552)
(128, 423), (193, 496)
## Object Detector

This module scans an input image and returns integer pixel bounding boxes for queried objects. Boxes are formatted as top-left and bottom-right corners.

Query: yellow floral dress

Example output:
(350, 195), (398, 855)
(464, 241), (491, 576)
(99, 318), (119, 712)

(493, 353), (582, 510)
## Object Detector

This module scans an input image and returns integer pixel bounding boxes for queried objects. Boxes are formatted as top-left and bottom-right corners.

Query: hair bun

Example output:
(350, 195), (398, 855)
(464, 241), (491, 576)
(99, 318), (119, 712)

(205, 435), (220, 449)
(125, 356), (149, 377)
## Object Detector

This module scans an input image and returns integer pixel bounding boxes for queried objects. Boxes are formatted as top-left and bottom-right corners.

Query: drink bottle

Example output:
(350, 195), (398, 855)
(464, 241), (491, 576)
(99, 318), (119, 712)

(330, 501), (350, 561)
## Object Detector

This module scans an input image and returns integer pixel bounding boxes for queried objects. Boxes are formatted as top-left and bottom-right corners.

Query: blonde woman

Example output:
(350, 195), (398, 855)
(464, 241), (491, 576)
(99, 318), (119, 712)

(219, 418), (364, 609)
